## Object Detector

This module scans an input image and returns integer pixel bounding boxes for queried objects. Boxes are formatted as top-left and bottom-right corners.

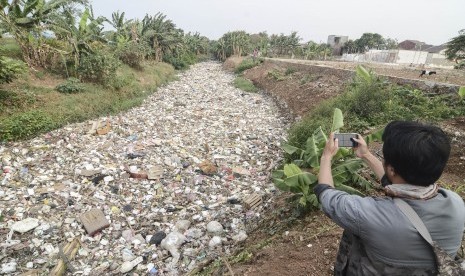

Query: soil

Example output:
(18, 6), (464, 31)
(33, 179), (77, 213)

(202, 58), (465, 276)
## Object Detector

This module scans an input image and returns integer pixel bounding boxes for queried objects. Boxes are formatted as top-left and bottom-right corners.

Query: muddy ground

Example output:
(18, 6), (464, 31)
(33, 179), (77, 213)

(200, 57), (465, 276)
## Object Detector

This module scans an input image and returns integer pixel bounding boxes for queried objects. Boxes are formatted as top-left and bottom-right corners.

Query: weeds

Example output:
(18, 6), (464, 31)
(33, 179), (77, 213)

(233, 77), (258, 92)
(267, 69), (286, 81)
(0, 62), (175, 141)
(235, 57), (263, 74)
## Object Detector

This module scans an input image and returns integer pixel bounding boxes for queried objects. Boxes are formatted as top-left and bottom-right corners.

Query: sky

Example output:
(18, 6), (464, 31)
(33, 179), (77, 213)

(90, 0), (463, 46)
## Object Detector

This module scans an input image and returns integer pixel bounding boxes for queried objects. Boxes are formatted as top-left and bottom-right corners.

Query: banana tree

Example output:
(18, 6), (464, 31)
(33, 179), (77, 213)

(273, 108), (383, 208)
(141, 12), (184, 62)
(0, 0), (76, 67)
(51, 7), (107, 71)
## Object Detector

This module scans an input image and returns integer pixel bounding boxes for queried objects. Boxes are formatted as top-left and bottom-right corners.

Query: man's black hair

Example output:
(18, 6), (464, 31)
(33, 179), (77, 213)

(382, 121), (450, 186)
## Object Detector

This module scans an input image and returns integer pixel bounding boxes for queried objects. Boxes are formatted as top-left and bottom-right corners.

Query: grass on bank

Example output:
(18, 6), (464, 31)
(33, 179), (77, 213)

(0, 61), (176, 141)
(287, 72), (465, 149)
(233, 76), (258, 93)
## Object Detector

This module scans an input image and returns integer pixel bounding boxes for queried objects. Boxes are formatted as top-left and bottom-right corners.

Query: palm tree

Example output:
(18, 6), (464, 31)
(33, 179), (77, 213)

(141, 12), (183, 62)
(0, 0), (79, 67)
(51, 7), (107, 71)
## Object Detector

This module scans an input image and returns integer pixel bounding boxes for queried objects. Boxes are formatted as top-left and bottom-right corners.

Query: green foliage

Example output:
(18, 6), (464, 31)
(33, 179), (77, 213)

(272, 164), (319, 207)
(0, 38), (22, 59)
(233, 77), (258, 93)
(445, 30), (465, 63)
(115, 40), (152, 69)
(163, 52), (197, 70)
(267, 69), (286, 81)
(287, 66), (460, 150)
(299, 73), (321, 85)
(55, 78), (84, 93)
(211, 30), (250, 61)
(235, 57), (262, 74)
(0, 89), (37, 110)
(285, 68), (296, 76)
(77, 51), (120, 84)
(0, 55), (27, 84)
(459, 87), (465, 100)
(274, 109), (376, 209)
(0, 110), (56, 141)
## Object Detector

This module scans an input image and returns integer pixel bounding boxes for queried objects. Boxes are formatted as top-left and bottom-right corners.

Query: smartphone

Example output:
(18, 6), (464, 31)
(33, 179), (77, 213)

(334, 133), (358, 147)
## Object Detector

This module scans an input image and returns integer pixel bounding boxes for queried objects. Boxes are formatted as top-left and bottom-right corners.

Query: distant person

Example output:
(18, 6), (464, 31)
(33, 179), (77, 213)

(253, 48), (258, 62)
(316, 120), (465, 275)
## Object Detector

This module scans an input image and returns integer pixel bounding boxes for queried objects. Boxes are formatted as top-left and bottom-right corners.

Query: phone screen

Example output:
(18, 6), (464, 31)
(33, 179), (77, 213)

(334, 133), (358, 147)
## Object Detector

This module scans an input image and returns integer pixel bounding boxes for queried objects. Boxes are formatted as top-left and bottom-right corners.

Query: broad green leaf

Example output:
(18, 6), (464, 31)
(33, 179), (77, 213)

(15, 17), (34, 25)
(332, 159), (363, 177)
(365, 127), (384, 144)
(331, 108), (344, 132)
(298, 196), (307, 206)
(283, 164), (302, 177)
(271, 170), (284, 179)
(356, 65), (371, 83)
(273, 178), (290, 192)
(79, 8), (90, 33)
(336, 183), (364, 196)
(333, 147), (351, 161)
(305, 137), (320, 168)
(352, 173), (374, 190)
(304, 127), (327, 168)
(312, 126), (327, 145)
(23, 0), (39, 16)
(459, 86), (465, 99)
(282, 143), (301, 155)
(307, 194), (319, 207)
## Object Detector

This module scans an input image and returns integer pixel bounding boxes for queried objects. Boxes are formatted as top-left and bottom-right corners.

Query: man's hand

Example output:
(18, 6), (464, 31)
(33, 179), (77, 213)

(322, 132), (339, 160)
(352, 135), (370, 159)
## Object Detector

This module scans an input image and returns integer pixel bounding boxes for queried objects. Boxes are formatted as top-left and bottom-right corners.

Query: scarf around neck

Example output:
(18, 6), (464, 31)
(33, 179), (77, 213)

(384, 183), (439, 200)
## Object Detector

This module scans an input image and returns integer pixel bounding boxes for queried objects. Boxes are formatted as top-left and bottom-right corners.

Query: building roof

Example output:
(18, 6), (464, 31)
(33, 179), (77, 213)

(423, 44), (448, 53)
(398, 40), (434, 50)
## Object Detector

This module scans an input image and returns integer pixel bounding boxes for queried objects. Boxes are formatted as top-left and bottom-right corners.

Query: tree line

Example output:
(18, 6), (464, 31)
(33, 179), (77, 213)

(1, 0), (464, 86)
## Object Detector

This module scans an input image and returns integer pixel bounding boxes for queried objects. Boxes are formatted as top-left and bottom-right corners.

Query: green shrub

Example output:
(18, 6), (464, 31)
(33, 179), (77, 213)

(0, 89), (37, 109)
(233, 77), (258, 92)
(55, 78), (85, 94)
(287, 65), (458, 149)
(235, 58), (262, 74)
(77, 51), (120, 84)
(115, 41), (152, 69)
(0, 56), (27, 84)
(285, 68), (296, 76)
(0, 39), (23, 60)
(163, 52), (197, 70)
(0, 110), (56, 141)
(267, 69), (286, 81)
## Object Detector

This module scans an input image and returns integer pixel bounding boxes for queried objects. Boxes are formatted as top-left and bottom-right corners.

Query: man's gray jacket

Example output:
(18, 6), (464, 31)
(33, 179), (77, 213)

(315, 185), (465, 275)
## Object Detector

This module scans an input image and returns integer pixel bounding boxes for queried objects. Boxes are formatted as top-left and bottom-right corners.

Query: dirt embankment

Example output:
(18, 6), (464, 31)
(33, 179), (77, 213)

(211, 58), (465, 276)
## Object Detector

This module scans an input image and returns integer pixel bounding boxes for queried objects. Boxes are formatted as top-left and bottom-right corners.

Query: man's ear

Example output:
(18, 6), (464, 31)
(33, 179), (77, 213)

(386, 164), (396, 177)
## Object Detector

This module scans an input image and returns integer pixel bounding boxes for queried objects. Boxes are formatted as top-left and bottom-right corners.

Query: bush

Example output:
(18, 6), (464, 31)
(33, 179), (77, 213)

(55, 78), (85, 94)
(115, 41), (152, 69)
(0, 110), (56, 141)
(233, 77), (258, 92)
(163, 52), (197, 70)
(0, 56), (27, 84)
(77, 51), (120, 84)
(235, 58), (262, 74)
